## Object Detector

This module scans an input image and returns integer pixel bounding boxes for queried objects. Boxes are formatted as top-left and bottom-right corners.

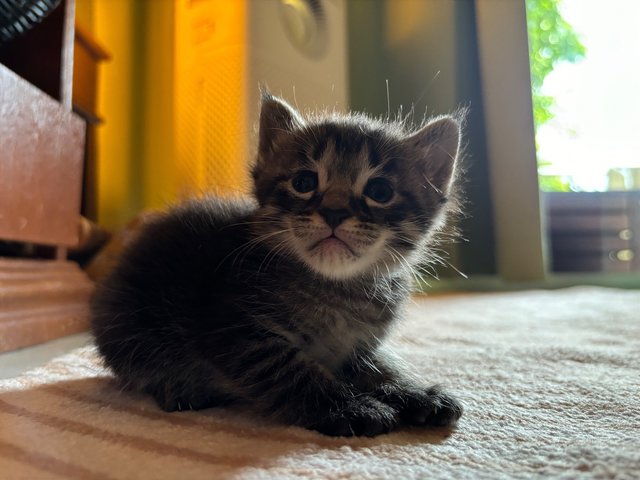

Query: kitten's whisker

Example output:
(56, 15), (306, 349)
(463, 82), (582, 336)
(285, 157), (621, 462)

(386, 246), (422, 288)
(258, 238), (292, 273)
(437, 257), (468, 279)
(422, 174), (444, 196)
(414, 69), (441, 111)
(216, 228), (291, 271)
(385, 79), (391, 120)
(219, 217), (284, 230)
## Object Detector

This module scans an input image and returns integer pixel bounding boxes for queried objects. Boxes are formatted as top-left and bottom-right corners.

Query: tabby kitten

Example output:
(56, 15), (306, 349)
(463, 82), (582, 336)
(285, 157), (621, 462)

(91, 94), (463, 437)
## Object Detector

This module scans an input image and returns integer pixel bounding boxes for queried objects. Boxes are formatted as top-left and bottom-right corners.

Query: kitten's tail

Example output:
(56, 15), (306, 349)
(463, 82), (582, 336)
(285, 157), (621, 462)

(85, 211), (161, 283)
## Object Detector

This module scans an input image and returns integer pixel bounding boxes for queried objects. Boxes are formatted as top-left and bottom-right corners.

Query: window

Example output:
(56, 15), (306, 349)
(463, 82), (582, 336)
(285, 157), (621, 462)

(527, 0), (640, 275)
(527, 0), (640, 192)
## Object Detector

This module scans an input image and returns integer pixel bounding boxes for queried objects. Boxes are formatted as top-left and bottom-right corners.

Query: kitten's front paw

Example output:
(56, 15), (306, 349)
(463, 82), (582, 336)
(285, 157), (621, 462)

(145, 384), (226, 412)
(379, 385), (463, 427)
(311, 396), (399, 437)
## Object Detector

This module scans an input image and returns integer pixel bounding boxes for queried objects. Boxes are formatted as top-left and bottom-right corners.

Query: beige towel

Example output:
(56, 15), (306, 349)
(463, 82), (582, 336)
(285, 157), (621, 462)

(1, 287), (639, 479)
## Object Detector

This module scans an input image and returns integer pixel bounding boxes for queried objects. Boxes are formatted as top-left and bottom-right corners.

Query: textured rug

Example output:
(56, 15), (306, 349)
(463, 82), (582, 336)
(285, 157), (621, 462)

(0, 287), (639, 479)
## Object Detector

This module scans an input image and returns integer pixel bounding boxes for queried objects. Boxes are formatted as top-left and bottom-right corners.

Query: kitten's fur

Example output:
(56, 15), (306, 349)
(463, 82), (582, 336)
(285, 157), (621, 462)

(91, 94), (463, 437)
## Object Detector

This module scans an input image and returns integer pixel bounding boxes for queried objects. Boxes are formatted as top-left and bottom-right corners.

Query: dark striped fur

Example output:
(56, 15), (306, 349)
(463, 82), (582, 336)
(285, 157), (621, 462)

(91, 95), (463, 436)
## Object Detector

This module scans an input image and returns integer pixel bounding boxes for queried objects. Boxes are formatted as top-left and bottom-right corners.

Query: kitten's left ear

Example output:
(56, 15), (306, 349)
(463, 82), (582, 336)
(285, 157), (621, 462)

(404, 116), (461, 195)
(258, 93), (305, 154)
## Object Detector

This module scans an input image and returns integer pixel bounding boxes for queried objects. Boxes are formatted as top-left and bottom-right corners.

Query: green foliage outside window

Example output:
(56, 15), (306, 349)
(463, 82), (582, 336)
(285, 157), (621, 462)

(525, 0), (586, 191)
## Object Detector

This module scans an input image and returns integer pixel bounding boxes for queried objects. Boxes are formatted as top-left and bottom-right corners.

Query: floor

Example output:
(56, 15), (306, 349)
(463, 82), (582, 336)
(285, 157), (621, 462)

(0, 333), (91, 380)
(1, 287), (638, 479)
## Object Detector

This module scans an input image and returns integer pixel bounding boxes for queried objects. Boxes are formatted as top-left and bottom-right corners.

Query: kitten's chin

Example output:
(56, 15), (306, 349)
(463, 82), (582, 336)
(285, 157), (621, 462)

(298, 237), (384, 280)
(311, 237), (355, 256)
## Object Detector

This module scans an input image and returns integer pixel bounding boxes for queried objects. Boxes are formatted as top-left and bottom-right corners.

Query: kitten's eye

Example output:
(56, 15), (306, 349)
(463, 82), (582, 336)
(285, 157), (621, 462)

(292, 170), (318, 194)
(364, 178), (394, 203)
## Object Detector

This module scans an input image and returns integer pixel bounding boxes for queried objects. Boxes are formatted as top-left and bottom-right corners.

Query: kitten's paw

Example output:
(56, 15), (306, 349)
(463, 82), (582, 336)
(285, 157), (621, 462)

(311, 396), (399, 437)
(379, 385), (463, 427)
(146, 384), (227, 412)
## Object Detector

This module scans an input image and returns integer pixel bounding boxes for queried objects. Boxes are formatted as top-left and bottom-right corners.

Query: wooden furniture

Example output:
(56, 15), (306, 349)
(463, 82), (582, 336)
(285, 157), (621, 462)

(545, 191), (640, 273)
(0, 0), (93, 353)
(73, 23), (110, 221)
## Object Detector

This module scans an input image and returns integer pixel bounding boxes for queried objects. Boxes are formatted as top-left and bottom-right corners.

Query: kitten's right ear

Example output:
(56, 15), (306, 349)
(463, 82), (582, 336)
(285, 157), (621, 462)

(404, 115), (461, 196)
(259, 93), (305, 154)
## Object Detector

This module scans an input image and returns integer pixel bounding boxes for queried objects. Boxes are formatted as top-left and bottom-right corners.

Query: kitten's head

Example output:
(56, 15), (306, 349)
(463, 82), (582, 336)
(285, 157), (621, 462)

(251, 94), (462, 280)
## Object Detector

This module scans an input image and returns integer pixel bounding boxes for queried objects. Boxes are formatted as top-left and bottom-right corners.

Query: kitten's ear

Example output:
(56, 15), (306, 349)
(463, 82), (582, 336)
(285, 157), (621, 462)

(404, 116), (461, 195)
(258, 93), (305, 154)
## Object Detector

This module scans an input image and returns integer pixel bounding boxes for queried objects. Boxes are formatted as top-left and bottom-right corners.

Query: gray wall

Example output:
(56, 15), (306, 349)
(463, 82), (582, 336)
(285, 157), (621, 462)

(347, 0), (496, 276)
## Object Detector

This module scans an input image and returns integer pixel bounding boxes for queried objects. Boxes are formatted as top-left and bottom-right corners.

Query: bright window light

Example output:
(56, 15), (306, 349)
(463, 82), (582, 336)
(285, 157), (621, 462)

(528, 0), (640, 192)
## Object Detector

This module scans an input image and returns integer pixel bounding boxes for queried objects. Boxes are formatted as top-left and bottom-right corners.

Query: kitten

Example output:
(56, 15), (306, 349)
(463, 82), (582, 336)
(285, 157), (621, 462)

(91, 94), (464, 437)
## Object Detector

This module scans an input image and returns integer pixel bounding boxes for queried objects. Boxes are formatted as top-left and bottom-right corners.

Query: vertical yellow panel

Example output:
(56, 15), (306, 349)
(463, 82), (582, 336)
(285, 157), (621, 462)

(92, 0), (250, 229)
(174, 0), (249, 198)
(75, 0), (95, 28)
(93, 0), (137, 229)
(93, 0), (176, 226)
(141, 0), (177, 210)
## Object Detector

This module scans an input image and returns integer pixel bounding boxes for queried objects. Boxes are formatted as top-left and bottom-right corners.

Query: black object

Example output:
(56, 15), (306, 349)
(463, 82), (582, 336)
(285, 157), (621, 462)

(0, 0), (61, 43)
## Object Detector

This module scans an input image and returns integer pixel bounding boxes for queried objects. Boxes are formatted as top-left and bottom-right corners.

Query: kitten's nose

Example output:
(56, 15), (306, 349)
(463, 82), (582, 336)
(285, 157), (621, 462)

(319, 208), (350, 229)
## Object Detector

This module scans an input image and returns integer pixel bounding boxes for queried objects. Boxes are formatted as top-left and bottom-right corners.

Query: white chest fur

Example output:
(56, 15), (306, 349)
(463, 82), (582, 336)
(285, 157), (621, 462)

(301, 304), (386, 372)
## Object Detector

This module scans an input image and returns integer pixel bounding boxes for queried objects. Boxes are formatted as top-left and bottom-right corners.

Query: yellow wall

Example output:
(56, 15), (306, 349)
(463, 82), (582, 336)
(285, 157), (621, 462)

(138, 0), (176, 211)
(173, 0), (249, 198)
(78, 0), (175, 229)
(75, 0), (94, 27)
(78, 0), (249, 229)
(84, 0), (137, 229)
